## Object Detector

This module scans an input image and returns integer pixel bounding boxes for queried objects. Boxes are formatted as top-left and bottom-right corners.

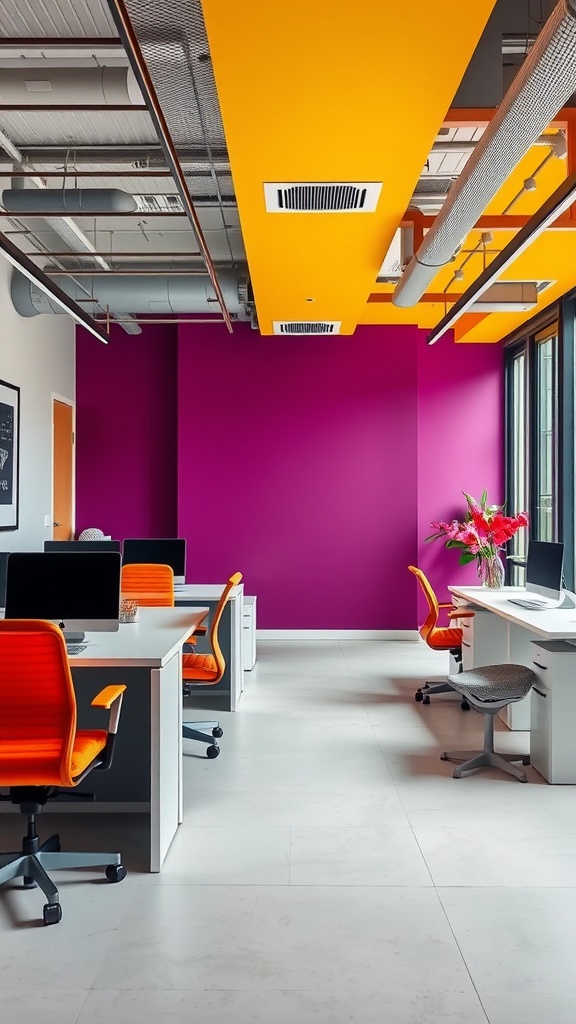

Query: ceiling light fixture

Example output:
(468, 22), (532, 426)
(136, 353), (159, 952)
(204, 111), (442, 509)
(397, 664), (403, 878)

(0, 228), (110, 343)
(427, 169), (576, 345)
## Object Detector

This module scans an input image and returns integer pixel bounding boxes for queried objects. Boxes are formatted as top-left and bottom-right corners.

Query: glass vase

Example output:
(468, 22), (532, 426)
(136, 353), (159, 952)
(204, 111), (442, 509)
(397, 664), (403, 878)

(477, 551), (505, 589)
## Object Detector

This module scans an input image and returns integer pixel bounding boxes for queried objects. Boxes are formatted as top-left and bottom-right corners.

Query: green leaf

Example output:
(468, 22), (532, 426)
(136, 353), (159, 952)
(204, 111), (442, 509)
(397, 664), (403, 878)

(481, 489), (488, 509)
(446, 540), (468, 549)
(424, 532), (444, 543)
(459, 552), (477, 565)
(462, 491), (475, 507)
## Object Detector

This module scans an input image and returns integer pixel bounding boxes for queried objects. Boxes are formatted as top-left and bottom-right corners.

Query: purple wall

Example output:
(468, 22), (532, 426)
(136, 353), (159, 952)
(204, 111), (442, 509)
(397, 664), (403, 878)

(416, 334), (504, 618)
(76, 323), (178, 540)
(75, 320), (503, 629)
(177, 323), (419, 629)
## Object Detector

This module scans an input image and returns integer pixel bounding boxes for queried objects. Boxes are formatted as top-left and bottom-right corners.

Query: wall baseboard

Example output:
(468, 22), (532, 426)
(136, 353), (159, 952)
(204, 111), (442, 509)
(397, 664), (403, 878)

(0, 802), (150, 814)
(256, 630), (419, 641)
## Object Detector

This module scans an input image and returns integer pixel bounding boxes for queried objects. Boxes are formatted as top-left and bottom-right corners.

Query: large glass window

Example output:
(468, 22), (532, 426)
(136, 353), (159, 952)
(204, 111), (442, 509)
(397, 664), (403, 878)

(505, 316), (562, 584)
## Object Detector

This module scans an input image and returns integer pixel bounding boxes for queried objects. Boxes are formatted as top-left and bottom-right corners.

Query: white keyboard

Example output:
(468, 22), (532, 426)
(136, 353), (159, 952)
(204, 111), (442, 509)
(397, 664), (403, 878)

(507, 598), (548, 610)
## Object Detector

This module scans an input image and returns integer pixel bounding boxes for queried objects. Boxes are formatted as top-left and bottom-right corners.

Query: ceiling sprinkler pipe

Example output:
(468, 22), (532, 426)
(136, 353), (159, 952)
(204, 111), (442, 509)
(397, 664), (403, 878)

(393, 0), (576, 308)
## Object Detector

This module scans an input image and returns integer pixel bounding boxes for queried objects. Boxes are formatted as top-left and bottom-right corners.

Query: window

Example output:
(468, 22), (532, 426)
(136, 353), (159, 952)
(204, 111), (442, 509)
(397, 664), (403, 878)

(505, 316), (563, 584)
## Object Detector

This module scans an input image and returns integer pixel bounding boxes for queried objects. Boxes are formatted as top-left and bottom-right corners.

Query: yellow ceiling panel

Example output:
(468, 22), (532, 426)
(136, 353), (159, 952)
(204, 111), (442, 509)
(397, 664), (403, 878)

(201, 0), (497, 334)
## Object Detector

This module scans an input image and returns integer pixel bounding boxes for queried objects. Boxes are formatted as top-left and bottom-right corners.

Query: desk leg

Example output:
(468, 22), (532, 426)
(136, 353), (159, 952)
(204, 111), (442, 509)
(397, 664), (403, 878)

(150, 652), (181, 872)
(230, 595), (243, 712)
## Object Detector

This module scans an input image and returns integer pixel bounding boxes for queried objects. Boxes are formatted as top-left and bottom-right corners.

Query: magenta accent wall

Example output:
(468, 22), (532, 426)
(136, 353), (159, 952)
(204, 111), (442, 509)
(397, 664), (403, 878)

(416, 334), (504, 619)
(75, 320), (503, 629)
(177, 323), (419, 629)
(75, 323), (178, 540)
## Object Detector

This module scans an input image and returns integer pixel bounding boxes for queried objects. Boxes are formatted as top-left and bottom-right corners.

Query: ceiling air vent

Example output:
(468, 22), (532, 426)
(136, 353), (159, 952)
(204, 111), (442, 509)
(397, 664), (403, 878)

(273, 321), (341, 335)
(264, 182), (382, 213)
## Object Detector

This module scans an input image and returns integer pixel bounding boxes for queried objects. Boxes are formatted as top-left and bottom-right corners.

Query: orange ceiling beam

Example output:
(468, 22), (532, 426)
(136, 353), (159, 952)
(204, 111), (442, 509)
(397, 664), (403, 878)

(201, 0), (498, 334)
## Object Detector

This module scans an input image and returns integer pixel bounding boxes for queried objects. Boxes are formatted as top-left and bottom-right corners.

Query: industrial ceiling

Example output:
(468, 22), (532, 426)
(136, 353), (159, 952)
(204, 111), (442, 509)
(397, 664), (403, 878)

(0, 0), (574, 343)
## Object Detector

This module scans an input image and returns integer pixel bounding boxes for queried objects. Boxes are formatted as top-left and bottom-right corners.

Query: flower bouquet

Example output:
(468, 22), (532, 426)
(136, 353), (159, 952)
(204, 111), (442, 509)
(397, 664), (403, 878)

(426, 491), (529, 588)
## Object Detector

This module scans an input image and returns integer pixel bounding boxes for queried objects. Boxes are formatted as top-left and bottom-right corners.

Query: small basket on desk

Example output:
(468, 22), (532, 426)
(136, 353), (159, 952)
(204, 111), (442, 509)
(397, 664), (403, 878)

(119, 598), (139, 623)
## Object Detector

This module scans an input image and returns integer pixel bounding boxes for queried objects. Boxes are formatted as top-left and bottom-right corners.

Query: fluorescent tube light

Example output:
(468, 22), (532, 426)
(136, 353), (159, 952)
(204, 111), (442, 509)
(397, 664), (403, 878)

(0, 227), (110, 343)
(427, 170), (576, 344)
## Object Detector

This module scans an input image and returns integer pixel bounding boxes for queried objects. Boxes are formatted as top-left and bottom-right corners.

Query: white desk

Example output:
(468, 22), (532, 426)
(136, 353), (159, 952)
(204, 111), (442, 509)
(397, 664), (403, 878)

(449, 585), (576, 730)
(174, 583), (244, 711)
(70, 606), (207, 871)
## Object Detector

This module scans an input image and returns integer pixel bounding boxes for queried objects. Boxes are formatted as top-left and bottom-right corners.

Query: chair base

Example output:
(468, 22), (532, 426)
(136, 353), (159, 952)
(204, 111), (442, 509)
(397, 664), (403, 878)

(182, 720), (223, 758)
(415, 682), (470, 710)
(0, 833), (125, 924)
(441, 749), (531, 782)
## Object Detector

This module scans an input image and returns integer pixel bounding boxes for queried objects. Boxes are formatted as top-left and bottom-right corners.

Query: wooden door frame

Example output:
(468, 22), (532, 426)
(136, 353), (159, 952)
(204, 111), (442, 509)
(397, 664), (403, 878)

(51, 393), (76, 540)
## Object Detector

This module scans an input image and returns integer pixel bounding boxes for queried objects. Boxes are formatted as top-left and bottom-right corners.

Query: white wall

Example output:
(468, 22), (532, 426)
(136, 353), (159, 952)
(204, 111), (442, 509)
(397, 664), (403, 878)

(0, 260), (75, 551)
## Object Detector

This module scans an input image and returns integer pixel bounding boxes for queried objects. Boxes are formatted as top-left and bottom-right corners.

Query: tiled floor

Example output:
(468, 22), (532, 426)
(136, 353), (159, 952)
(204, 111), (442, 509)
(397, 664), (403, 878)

(2, 640), (576, 1022)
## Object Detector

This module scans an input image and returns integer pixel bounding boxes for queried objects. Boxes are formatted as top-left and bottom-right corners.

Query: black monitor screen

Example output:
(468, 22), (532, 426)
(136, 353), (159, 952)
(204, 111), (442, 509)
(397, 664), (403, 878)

(5, 552), (121, 626)
(0, 551), (8, 607)
(526, 540), (564, 592)
(44, 540), (121, 553)
(122, 538), (186, 577)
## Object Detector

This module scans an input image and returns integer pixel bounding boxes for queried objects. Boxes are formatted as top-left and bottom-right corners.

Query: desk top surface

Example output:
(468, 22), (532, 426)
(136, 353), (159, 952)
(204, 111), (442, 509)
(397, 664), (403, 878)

(69, 606), (208, 668)
(449, 585), (576, 640)
(173, 584), (243, 602)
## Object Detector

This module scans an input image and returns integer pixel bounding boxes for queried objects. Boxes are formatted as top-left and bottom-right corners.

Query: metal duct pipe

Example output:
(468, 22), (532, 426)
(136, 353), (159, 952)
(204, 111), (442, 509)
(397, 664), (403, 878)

(393, 0), (576, 308)
(11, 269), (251, 321)
(0, 66), (143, 106)
(2, 188), (137, 214)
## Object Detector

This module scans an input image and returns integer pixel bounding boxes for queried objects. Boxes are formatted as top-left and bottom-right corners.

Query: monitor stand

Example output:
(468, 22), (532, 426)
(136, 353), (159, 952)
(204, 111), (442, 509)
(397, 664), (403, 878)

(58, 622), (86, 644)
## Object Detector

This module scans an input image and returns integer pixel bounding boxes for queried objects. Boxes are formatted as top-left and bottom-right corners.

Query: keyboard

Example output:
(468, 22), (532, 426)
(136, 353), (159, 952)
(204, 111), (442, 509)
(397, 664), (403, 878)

(507, 598), (548, 610)
(66, 644), (88, 655)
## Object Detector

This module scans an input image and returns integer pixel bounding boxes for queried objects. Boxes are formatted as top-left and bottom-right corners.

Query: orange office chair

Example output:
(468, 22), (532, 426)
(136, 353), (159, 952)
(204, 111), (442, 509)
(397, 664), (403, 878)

(0, 619), (127, 926)
(408, 565), (474, 710)
(182, 571), (243, 758)
(120, 563), (236, 758)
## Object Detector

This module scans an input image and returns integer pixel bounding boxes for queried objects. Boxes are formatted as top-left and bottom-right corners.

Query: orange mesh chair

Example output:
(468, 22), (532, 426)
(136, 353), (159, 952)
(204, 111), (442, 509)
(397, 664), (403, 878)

(0, 619), (127, 926)
(120, 562), (175, 607)
(182, 571), (243, 758)
(408, 565), (475, 710)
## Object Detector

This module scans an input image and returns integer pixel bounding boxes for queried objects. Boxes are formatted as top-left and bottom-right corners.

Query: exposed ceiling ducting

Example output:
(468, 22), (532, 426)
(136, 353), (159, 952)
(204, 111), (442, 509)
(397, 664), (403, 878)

(11, 267), (251, 321)
(0, 66), (143, 105)
(393, 0), (576, 308)
(2, 187), (137, 214)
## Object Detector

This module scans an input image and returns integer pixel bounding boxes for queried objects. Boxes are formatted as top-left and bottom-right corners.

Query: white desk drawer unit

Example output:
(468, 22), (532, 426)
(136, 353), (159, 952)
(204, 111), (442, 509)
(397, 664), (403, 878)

(530, 640), (576, 784)
(243, 595), (257, 671)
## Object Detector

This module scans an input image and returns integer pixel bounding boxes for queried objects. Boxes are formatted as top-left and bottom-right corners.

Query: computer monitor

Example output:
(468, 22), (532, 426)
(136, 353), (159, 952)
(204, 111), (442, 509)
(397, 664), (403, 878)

(526, 540), (564, 602)
(0, 551), (9, 608)
(122, 538), (186, 584)
(5, 551), (121, 640)
(44, 540), (121, 553)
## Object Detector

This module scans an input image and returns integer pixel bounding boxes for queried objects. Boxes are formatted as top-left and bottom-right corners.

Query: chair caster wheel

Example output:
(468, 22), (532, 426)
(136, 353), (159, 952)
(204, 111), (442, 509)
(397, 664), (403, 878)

(23, 876), (37, 888)
(415, 690), (424, 703)
(212, 727), (223, 738)
(43, 902), (62, 926)
(106, 864), (127, 883)
(422, 695), (430, 705)
(206, 745), (220, 758)
(461, 700), (471, 711)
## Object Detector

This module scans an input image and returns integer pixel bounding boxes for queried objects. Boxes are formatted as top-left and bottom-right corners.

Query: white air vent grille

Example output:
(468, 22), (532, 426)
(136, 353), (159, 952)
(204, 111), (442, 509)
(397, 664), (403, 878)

(273, 321), (341, 335)
(264, 182), (382, 213)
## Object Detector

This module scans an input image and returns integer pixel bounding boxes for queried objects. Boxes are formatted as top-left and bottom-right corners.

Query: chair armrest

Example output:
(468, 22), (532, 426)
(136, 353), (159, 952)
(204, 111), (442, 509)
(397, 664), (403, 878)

(192, 623), (208, 635)
(438, 602), (454, 608)
(448, 609), (475, 619)
(91, 684), (126, 734)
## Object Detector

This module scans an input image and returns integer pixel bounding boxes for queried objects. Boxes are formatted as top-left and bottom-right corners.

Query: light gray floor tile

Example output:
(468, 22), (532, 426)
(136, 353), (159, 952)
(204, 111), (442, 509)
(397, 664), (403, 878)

(94, 884), (471, 992)
(77, 987), (489, 1023)
(289, 826), (432, 886)
(0, 990), (89, 1024)
(481, 991), (576, 1024)
(192, 751), (391, 789)
(439, 887), (576, 995)
(414, 825), (576, 887)
(253, 642), (352, 676)
(141, 826), (291, 885)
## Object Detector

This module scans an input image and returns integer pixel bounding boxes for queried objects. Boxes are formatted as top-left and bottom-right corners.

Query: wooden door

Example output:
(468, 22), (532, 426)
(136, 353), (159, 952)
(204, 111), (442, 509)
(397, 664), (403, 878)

(52, 399), (74, 540)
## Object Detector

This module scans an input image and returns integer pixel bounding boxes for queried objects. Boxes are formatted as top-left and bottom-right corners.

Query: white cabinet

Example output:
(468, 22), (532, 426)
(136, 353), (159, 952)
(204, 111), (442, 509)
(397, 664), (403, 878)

(530, 640), (576, 783)
(242, 595), (257, 671)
